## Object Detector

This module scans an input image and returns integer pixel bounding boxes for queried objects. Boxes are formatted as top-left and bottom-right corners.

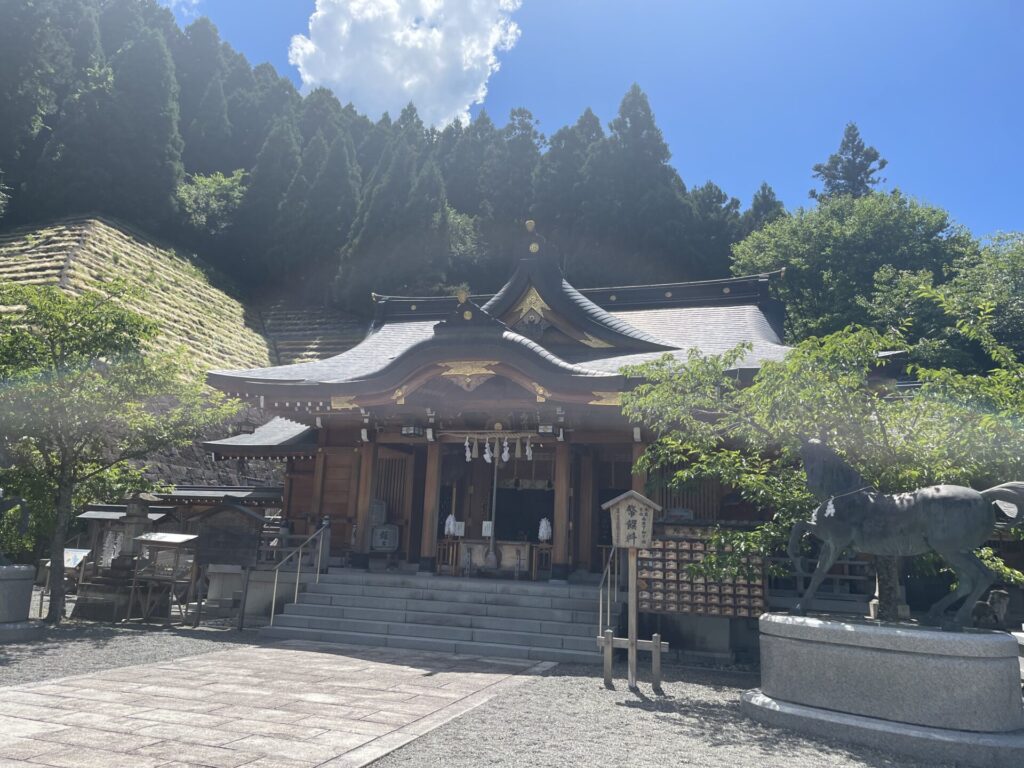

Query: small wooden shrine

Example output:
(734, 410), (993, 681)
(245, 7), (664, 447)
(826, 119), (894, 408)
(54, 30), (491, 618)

(205, 223), (789, 583)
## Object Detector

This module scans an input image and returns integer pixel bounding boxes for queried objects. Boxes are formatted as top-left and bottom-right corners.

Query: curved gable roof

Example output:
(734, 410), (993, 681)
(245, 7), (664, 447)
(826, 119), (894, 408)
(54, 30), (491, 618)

(481, 236), (672, 352)
(206, 227), (790, 406)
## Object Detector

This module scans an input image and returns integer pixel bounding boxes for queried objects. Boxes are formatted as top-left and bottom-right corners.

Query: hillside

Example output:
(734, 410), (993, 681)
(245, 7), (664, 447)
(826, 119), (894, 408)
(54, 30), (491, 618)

(0, 217), (369, 370)
(0, 217), (272, 372)
(0, 217), (368, 486)
(260, 299), (367, 365)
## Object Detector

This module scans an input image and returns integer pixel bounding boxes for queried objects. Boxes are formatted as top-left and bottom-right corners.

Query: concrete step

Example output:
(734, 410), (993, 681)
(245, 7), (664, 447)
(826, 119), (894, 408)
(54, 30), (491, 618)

(264, 570), (603, 665)
(306, 581), (597, 611)
(272, 613), (597, 651)
(272, 614), (476, 642)
(320, 570), (598, 599)
(282, 602), (597, 637)
(296, 592), (597, 624)
(259, 625), (601, 664)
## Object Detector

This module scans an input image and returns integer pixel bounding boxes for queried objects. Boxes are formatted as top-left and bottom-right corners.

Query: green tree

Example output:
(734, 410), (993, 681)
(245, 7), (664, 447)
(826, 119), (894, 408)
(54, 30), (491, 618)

(739, 182), (786, 239)
(1, 459), (150, 565)
(274, 131), (330, 273)
(0, 0), (67, 175)
(183, 74), (232, 174)
(231, 118), (301, 277)
(98, 0), (144, 57)
(940, 233), (1024, 361)
(731, 191), (977, 340)
(0, 169), (8, 220)
(405, 158), (454, 291)
(35, 25), (184, 228)
(172, 17), (224, 135)
(298, 88), (347, 148)
(300, 131), (362, 297)
(340, 133), (419, 310)
(533, 108), (603, 242)
(810, 122), (887, 200)
(224, 62), (300, 174)
(444, 110), (498, 214)
(0, 281), (238, 621)
(532, 108), (603, 275)
(483, 108), (542, 224)
(354, 112), (393, 186)
(580, 84), (691, 285)
(687, 181), (741, 279)
(622, 324), (1024, 620)
(471, 109), (544, 288)
(30, 58), (116, 220)
(176, 169), (246, 240)
(107, 28), (184, 228)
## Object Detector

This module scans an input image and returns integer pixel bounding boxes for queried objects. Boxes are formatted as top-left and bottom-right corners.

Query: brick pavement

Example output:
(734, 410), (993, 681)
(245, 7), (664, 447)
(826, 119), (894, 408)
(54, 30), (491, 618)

(0, 640), (551, 768)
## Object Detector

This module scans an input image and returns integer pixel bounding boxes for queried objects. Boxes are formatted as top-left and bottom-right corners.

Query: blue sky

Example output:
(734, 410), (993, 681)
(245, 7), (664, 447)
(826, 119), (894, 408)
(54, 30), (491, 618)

(165, 1), (1022, 236)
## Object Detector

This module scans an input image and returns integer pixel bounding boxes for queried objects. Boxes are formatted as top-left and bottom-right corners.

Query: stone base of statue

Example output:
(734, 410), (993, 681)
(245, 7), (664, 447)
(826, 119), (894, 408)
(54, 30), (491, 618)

(742, 613), (1024, 768)
(0, 565), (44, 643)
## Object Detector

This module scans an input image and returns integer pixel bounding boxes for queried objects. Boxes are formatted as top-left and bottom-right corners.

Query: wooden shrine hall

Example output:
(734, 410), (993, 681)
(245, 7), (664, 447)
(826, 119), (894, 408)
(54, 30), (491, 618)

(205, 223), (789, 582)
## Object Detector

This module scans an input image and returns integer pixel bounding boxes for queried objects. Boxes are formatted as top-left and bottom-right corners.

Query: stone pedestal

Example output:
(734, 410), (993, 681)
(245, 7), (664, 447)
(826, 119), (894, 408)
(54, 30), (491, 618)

(743, 613), (1024, 767)
(207, 564), (243, 603)
(203, 564), (243, 617)
(0, 565), (43, 642)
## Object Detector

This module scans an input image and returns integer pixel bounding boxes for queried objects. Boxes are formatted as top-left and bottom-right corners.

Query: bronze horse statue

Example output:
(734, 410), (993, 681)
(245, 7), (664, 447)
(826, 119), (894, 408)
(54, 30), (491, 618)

(788, 440), (1024, 627)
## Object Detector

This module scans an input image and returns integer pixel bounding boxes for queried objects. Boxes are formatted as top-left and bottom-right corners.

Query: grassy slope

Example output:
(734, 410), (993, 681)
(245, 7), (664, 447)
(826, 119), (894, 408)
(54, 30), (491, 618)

(0, 217), (272, 372)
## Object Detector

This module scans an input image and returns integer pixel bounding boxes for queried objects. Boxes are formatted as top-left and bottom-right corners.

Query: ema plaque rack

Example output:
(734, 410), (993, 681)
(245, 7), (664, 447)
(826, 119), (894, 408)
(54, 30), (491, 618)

(637, 524), (766, 618)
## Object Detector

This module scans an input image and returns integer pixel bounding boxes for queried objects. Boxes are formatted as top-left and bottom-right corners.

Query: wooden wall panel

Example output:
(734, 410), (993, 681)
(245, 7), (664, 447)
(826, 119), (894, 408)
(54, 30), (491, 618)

(651, 474), (726, 521)
(321, 451), (358, 551)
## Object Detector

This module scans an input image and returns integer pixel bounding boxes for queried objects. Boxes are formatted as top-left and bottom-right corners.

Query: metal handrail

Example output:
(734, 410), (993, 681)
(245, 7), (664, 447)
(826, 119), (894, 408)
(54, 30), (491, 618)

(597, 546), (621, 635)
(269, 525), (328, 627)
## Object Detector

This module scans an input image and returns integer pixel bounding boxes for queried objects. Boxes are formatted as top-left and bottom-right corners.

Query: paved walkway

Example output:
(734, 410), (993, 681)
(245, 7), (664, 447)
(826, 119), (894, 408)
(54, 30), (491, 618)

(0, 640), (549, 768)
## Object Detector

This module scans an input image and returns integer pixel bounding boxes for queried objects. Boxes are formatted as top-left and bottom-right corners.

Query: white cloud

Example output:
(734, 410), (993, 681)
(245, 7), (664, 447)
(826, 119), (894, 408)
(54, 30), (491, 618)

(290, 0), (522, 127)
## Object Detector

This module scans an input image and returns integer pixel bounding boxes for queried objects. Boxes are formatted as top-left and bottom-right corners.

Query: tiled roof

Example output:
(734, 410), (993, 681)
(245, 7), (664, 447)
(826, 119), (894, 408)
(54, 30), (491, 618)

(210, 303), (788, 390)
(203, 418), (316, 457)
(209, 322), (618, 387)
(207, 244), (790, 396)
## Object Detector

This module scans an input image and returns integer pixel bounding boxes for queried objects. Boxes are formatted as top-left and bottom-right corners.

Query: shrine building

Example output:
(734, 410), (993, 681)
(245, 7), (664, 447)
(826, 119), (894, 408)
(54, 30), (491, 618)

(204, 223), (789, 586)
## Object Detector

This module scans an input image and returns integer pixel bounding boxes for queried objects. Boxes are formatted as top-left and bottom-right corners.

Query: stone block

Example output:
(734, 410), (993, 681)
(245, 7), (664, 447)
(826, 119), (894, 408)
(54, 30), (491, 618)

(743, 689), (1024, 768)
(758, 613), (1024, 733)
(0, 566), (36, 623)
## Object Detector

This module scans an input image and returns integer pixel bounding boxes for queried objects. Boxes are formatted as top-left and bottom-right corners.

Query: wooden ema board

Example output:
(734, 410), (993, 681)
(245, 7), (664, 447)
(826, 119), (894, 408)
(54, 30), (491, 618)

(637, 525), (765, 618)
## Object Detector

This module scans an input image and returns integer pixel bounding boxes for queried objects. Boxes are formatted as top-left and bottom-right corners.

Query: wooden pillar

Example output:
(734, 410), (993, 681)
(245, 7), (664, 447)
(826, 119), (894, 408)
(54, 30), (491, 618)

(578, 452), (595, 572)
(419, 442), (443, 573)
(631, 441), (648, 493)
(551, 441), (571, 581)
(309, 450), (327, 519)
(351, 441), (377, 569)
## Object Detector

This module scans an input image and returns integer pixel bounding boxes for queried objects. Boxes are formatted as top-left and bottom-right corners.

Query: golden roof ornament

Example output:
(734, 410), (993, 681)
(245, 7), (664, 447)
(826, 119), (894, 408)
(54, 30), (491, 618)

(510, 286), (551, 320)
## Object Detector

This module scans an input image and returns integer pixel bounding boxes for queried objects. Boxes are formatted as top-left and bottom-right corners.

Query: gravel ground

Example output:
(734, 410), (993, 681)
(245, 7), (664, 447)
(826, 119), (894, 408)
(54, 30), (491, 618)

(375, 662), (952, 768)
(0, 593), (965, 767)
(1, 591), (264, 687)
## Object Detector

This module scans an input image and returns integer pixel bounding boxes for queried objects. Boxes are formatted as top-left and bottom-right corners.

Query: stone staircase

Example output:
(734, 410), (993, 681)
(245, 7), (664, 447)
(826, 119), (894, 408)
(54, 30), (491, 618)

(260, 569), (603, 664)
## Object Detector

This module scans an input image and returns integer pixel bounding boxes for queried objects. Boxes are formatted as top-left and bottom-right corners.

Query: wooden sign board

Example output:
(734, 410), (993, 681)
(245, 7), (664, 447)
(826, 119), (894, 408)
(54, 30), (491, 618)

(602, 490), (661, 550)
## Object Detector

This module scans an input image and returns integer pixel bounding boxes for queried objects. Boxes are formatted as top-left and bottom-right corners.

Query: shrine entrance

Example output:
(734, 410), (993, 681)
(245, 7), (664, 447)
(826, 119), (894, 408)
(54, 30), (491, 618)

(494, 487), (554, 543)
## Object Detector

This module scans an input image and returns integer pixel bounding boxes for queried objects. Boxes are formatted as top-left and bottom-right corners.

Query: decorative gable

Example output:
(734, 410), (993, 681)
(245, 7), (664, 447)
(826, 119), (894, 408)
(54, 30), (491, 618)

(484, 222), (672, 354)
